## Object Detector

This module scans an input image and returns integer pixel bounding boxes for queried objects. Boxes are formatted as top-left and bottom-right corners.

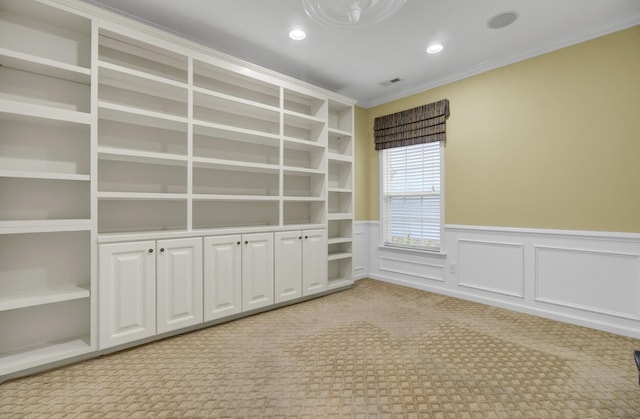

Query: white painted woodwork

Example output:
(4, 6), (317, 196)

(275, 229), (328, 303)
(362, 221), (640, 339)
(242, 232), (274, 311)
(203, 235), (242, 321)
(302, 229), (328, 296)
(99, 241), (156, 349)
(156, 237), (203, 334)
(275, 231), (303, 303)
(0, 0), (355, 381)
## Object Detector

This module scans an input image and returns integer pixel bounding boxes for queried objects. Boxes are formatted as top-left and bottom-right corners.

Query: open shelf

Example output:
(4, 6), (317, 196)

(283, 142), (325, 171)
(99, 29), (188, 83)
(193, 123), (279, 166)
(194, 90), (280, 135)
(99, 65), (188, 119)
(283, 88), (326, 119)
(0, 177), (90, 222)
(98, 199), (187, 234)
(0, 230), (90, 296)
(283, 171), (325, 198)
(0, 285), (89, 312)
(193, 200), (279, 229)
(0, 229), (92, 371)
(0, 47), (90, 84)
(328, 190), (353, 215)
(99, 101), (188, 131)
(283, 201), (325, 226)
(0, 334), (91, 376)
(328, 219), (352, 242)
(1, 66), (90, 113)
(1, 0), (91, 71)
(98, 159), (187, 194)
(193, 165), (279, 196)
(283, 112), (326, 144)
(193, 59), (280, 108)
(328, 99), (353, 133)
(328, 129), (353, 158)
(328, 256), (352, 289)
(0, 112), (90, 177)
(329, 160), (353, 190)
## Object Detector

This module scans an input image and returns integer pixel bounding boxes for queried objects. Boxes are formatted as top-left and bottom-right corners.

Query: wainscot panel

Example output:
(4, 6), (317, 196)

(360, 222), (640, 338)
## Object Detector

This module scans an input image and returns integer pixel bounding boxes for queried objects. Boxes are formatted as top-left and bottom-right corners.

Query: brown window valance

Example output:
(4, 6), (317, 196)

(374, 99), (450, 150)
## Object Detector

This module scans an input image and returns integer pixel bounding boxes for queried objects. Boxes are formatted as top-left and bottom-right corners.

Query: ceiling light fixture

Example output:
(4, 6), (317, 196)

(426, 44), (443, 54)
(302, 0), (407, 28)
(289, 29), (307, 40)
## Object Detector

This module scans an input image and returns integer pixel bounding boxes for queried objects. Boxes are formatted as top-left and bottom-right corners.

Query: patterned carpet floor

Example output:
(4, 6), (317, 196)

(2, 278), (640, 418)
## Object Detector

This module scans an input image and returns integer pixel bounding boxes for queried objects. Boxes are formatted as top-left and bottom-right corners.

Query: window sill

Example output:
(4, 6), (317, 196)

(379, 244), (447, 257)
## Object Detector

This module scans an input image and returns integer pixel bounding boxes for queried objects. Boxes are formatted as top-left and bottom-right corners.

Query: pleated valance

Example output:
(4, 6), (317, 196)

(374, 99), (450, 150)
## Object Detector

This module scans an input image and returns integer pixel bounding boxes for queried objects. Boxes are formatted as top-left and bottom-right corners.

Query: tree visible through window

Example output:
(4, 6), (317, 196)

(381, 141), (442, 250)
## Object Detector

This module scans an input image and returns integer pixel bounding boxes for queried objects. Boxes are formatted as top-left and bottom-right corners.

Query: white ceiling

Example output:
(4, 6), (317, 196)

(82, 0), (640, 108)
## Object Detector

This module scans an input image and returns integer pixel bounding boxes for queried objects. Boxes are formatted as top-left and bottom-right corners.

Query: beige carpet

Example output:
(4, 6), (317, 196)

(2, 278), (640, 418)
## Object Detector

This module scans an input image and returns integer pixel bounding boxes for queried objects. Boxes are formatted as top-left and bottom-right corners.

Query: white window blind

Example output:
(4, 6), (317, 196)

(382, 142), (442, 250)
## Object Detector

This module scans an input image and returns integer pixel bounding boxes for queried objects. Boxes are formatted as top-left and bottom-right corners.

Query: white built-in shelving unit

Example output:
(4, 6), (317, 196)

(0, 0), (96, 378)
(1, 0), (355, 382)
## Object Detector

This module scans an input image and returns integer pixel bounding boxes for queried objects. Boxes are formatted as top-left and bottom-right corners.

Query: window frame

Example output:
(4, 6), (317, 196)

(378, 141), (445, 253)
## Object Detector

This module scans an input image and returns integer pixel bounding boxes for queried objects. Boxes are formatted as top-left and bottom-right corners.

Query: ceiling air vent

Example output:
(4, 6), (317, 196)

(379, 77), (403, 87)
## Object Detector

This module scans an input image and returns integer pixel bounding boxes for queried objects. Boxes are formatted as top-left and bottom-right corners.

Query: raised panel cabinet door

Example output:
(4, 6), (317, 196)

(99, 241), (156, 349)
(274, 230), (302, 304)
(156, 237), (203, 334)
(203, 235), (242, 322)
(303, 229), (328, 296)
(242, 232), (274, 311)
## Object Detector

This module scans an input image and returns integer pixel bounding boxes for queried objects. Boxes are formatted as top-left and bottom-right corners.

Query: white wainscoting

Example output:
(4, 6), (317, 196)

(357, 221), (640, 338)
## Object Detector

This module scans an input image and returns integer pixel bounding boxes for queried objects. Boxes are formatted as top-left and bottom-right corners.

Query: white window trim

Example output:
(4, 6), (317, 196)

(378, 141), (445, 254)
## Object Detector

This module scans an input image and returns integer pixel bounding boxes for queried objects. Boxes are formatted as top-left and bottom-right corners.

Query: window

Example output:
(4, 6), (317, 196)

(381, 141), (442, 251)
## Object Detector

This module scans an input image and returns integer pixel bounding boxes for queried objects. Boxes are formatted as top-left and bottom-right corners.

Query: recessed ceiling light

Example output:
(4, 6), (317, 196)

(426, 44), (443, 54)
(487, 11), (519, 29)
(289, 29), (306, 40)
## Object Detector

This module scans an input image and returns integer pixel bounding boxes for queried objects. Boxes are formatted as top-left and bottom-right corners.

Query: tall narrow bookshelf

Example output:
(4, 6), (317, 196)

(327, 99), (354, 288)
(0, 0), (95, 378)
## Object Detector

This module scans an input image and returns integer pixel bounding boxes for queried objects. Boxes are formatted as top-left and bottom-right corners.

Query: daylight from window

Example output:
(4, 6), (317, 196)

(382, 142), (441, 250)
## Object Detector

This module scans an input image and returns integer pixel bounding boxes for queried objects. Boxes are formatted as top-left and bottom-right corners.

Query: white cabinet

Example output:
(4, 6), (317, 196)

(275, 229), (327, 303)
(242, 233), (274, 311)
(156, 238), (203, 334)
(99, 237), (202, 349)
(203, 235), (242, 321)
(274, 231), (303, 303)
(204, 232), (274, 316)
(99, 241), (156, 349)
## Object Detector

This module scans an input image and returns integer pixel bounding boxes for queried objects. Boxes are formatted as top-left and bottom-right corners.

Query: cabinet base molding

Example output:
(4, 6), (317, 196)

(0, 284), (351, 384)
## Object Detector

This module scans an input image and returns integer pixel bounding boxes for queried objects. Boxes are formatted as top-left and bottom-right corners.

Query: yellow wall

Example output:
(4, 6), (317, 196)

(354, 25), (640, 233)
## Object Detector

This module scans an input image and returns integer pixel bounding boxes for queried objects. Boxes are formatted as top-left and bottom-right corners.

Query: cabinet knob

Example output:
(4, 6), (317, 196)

(237, 241), (241, 245)
(305, 235), (308, 239)
(160, 248), (165, 253)
(244, 241), (248, 245)
(299, 236), (302, 240)
(148, 249), (154, 253)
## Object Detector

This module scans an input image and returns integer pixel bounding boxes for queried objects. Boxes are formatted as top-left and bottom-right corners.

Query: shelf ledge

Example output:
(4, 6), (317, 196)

(0, 48), (91, 84)
(0, 285), (90, 312)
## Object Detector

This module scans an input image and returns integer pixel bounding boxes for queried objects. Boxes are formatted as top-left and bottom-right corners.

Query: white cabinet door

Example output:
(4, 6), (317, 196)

(274, 230), (302, 303)
(156, 237), (203, 334)
(203, 235), (242, 321)
(99, 241), (156, 349)
(303, 229), (328, 296)
(242, 232), (274, 311)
